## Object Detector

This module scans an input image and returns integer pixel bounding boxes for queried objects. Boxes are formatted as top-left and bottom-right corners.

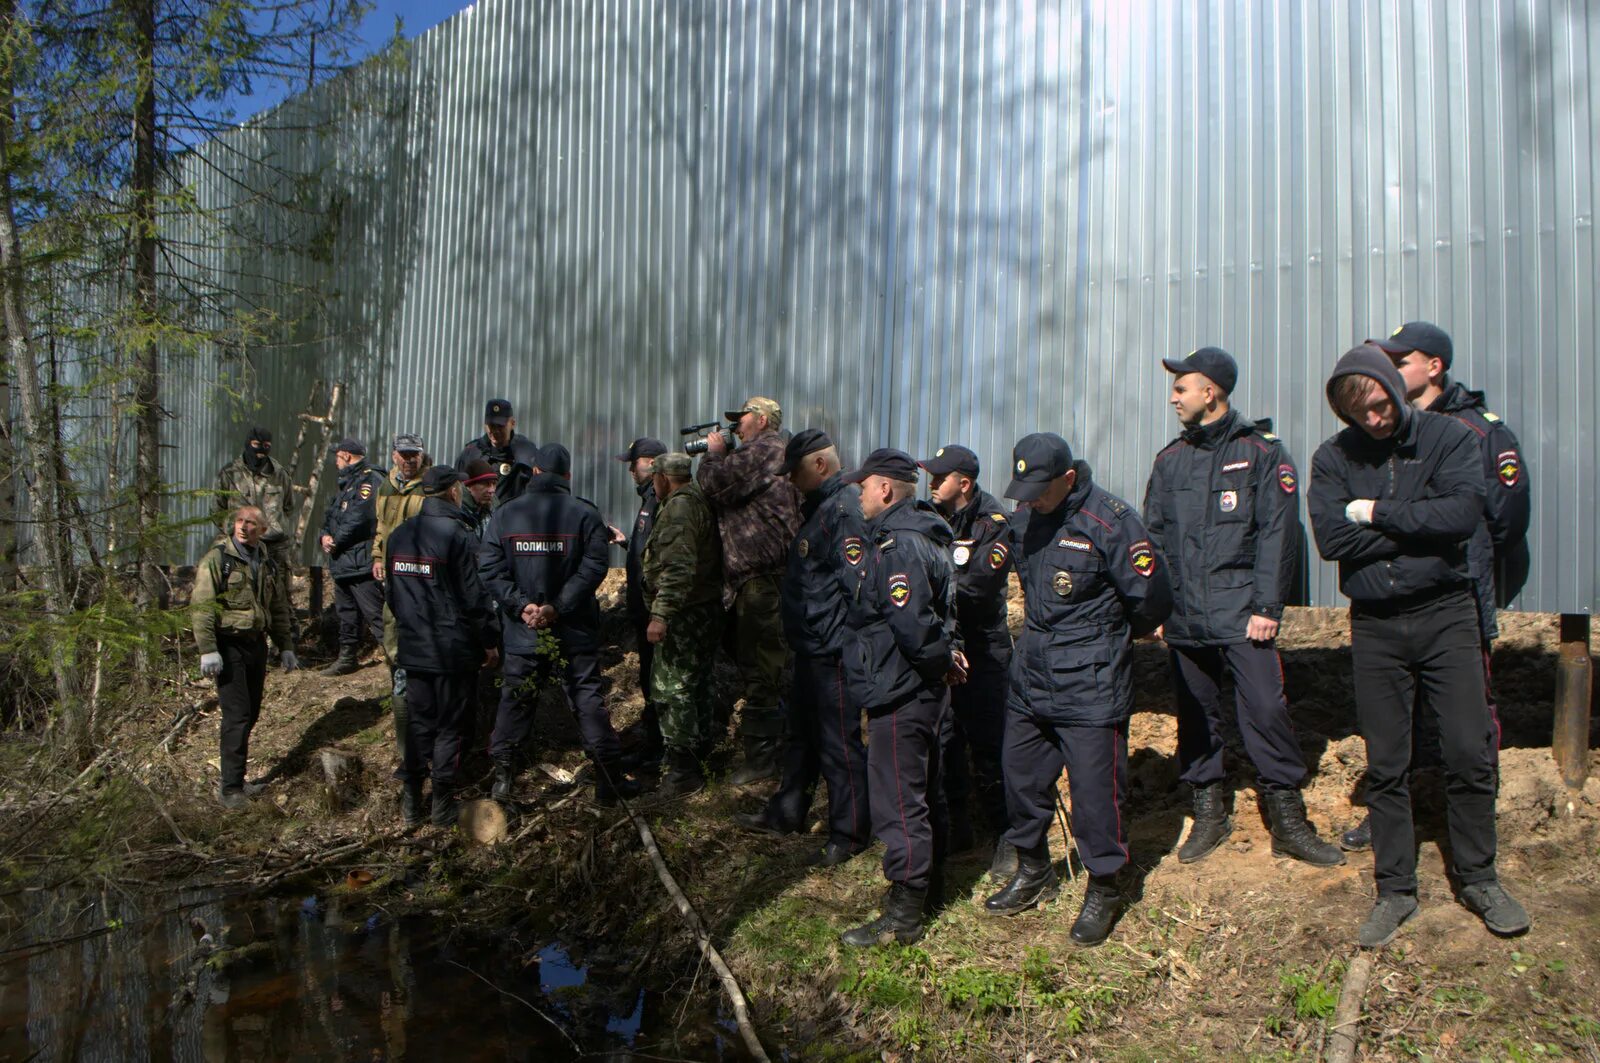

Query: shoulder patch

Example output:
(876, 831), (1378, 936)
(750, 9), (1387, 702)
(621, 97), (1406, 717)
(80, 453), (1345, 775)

(1278, 465), (1297, 494)
(1128, 540), (1156, 578)
(842, 537), (865, 567)
(990, 512), (1007, 524)
(887, 572), (911, 607)
(1483, 411), (1501, 423)
(1496, 450), (1521, 488)
(358, 483), (374, 500)
(988, 543), (1009, 570)
(1102, 496), (1128, 519)
(1258, 431), (1280, 443)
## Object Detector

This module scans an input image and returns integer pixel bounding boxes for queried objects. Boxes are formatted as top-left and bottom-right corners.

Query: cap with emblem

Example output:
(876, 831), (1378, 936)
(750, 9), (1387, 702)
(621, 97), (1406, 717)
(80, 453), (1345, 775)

(1161, 346), (1238, 395)
(392, 432), (425, 454)
(484, 399), (513, 425)
(421, 465), (464, 494)
(778, 427), (834, 474)
(918, 444), (979, 478)
(1369, 320), (1453, 370)
(537, 442), (572, 477)
(463, 458), (497, 486)
(615, 436), (667, 463)
(651, 452), (693, 478)
(842, 447), (918, 484)
(723, 396), (783, 429)
(331, 437), (366, 457)
(1004, 433), (1074, 501)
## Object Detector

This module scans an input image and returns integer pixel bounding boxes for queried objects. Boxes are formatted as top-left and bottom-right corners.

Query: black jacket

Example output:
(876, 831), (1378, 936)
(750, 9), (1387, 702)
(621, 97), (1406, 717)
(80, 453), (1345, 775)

(943, 487), (1015, 659)
(781, 474), (866, 659)
(1010, 463), (1172, 726)
(1143, 410), (1300, 646)
(1309, 349), (1485, 607)
(479, 473), (611, 655)
(842, 498), (958, 712)
(385, 498), (499, 674)
(456, 431), (540, 475)
(320, 461), (385, 581)
(1428, 382), (1532, 638)
(623, 478), (659, 625)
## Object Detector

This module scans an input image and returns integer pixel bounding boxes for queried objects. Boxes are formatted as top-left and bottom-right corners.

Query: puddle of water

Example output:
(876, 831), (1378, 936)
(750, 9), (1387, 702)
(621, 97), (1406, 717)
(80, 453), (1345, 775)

(0, 887), (743, 1061)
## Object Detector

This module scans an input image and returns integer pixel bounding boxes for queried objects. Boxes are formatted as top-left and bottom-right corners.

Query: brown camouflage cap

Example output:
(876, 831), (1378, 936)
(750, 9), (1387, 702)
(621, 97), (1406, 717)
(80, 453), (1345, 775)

(723, 396), (782, 429)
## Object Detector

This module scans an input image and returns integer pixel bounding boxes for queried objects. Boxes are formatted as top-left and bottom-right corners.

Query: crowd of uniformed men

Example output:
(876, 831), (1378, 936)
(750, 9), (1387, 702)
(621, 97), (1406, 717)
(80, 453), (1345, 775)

(192, 320), (1532, 951)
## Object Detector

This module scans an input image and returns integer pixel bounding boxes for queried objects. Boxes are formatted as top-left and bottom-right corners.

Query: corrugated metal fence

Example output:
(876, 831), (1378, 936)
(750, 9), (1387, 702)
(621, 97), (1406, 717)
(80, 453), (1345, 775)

(149, 0), (1596, 612)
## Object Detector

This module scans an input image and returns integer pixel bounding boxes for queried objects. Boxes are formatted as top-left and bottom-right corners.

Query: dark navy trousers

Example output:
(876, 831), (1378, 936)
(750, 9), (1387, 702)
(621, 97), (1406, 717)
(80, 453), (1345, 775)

(1002, 709), (1130, 878)
(767, 653), (871, 845)
(867, 687), (948, 890)
(1170, 641), (1307, 791)
(942, 646), (1011, 836)
(491, 645), (622, 766)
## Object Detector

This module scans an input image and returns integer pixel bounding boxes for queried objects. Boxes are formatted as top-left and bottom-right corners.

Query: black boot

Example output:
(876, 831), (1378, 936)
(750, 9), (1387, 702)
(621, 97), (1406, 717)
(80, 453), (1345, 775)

(594, 761), (643, 807)
(1263, 789), (1346, 867)
(1340, 815), (1373, 852)
(733, 803), (803, 836)
(400, 782), (425, 828)
(321, 647), (360, 677)
(431, 789), (460, 828)
(840, 883), (928, 947)
(491, 759), (517, 805)
(987, 838), (1019, 883)
(1070, 874), (1123, 947)
(655, 749), (706, 800)
(984, 846), (1060, 915)
(728, 736), (782, 786)
(1177, 783), (1234, 864)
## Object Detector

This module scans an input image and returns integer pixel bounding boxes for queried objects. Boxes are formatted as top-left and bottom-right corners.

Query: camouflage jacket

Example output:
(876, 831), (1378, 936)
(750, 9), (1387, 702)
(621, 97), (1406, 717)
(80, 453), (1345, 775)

(372, 467), (430, 570)
(214, 457), (295, 546)
(642, 482), (722, 622)
(190, 537), (292, 654)
(695, 431), (802, 603)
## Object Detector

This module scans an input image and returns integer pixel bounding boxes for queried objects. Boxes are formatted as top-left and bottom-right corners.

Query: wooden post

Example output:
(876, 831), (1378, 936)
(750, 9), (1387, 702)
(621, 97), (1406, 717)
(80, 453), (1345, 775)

(1552, 613), (1592, 790)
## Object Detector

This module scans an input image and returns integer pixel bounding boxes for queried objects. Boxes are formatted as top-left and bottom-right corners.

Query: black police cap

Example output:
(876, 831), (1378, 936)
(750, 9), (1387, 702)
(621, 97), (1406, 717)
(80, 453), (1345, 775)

(421, 464), (464, 494)
(1161, 346), (1238, 395)
(484, 398), (513, 425)
(918, 444), (979, 478)
(1370, 321), (1453, 370)
(842, 447), (918, 484)
(331, 436), (366, 456)
(615, 436), (667, 463)
(779, 428), (834, 474)
(538, 442), (572, 477)
(1004, 433), (1074, 502)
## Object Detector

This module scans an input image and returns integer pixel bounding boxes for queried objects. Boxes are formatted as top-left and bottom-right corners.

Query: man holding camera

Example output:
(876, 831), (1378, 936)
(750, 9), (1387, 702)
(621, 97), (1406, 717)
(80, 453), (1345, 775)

(696, 396), (803, 784)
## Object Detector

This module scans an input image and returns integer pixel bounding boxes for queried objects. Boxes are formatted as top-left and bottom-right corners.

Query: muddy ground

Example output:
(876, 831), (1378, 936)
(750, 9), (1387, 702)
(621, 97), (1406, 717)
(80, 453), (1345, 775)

(8, 571), (1597, 1061)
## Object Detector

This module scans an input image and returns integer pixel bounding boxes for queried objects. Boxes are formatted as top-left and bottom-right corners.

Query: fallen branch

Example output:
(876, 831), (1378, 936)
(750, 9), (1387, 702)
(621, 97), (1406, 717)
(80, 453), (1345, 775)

(1325, 951), (1376, 1063)
(129, 771), (191, 849)
(447, 959), (580, 1054)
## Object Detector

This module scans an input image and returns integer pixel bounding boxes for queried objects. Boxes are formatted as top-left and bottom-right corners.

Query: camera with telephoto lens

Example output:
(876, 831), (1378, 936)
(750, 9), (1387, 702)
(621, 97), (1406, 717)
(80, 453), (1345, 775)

(681, 421), (736, 456)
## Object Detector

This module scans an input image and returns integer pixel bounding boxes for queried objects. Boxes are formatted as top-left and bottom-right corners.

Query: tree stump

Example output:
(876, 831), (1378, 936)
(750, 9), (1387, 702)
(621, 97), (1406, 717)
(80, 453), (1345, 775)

(319, 748), (363, 811)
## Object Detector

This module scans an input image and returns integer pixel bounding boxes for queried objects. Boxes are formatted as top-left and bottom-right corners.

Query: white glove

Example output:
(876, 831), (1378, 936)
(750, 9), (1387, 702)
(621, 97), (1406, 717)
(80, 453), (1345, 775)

(1344, 499), (1376, 525)
(200, 652), (224, 678)
(281, 651), (299, 672)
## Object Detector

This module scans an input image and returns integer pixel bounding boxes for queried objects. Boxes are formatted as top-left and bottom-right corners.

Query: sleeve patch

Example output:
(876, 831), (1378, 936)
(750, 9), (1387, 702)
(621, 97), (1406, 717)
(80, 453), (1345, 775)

(1128, 540), (1156, 578)
(988, 543), (1009, 569)
(887, 572), (911, 607)
(1278, 465), (1297, 494)
(1496, 450), (1521, 488)
(842, 537), (865, 567)
(359, 483), (374, 500)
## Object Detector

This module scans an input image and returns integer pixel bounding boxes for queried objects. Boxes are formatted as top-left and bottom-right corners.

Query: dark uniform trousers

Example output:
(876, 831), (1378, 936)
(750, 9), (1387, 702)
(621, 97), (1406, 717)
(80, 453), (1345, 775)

(1350, 589), (1498, 895)
(770, 653), (871, 845)
(633, 616), (658, 729)
(1170, 641), (1306, 790)
(491, 644), (623, 767)
(402, 669), (477, 791)
(217, 632), (269, 790)
(333, 575), (385, 650)
(867, 688), (948, 891)
(1003, 705), (1131, 879)
(943, 644), (1011, 835)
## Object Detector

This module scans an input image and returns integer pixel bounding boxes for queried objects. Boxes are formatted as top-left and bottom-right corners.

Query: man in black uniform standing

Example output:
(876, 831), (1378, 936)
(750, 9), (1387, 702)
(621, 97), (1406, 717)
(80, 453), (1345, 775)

(987, 434), (1171, 948)
(386, 466), (500, 827)
(319, 438), (386, 676)
(837, 448), (961, 948)
(918, 444), (1015, 875)
(616, 435), (669, 769)
(1309, 345), (1527, 947)
(456, 398), (539, 475)
(481, 443), (641, 807)
(1143, 348), (1343, 868)
(735, 429), (872, 868)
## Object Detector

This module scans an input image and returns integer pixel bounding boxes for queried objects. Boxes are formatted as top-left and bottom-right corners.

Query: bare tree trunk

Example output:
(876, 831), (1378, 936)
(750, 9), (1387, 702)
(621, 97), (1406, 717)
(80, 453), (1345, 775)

(0, 367), (16, 594)
(129, 0), (164, 610)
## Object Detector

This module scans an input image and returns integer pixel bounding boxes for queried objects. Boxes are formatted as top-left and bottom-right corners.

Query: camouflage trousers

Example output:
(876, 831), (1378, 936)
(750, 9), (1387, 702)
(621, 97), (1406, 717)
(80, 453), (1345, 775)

(651, 602), (723, 754)
(731, 573), (788, 739)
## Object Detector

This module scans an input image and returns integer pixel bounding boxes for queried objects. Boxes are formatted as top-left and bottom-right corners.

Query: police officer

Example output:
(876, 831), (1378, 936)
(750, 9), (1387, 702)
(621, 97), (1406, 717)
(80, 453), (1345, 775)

(372, 433), (431, 761)
(456, 398), (539, 475)
(616, 436), (669, 769)
(319, 438), (385, 676)
(919, 444), (1015, 874)
(988, 434), (1172, 948)
(837, 449), (960, 948)
(1340, 321), (1533, 851)
(1309, 345), (1526, 947)
(640, 452), (724, 797)
(481, 442), (641, 806)
(461, 458), (498, 539)
(214, 426), (298, 640)
(1143, 348), (1343, 868)
(192, 505), (298, 809)
(735, 429), (872, 868)
(386, 466), (500, 828)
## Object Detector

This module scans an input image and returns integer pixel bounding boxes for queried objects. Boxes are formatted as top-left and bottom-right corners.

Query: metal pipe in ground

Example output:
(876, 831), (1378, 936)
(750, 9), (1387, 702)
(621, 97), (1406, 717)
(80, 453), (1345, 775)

(1552, 613), (1592, 794)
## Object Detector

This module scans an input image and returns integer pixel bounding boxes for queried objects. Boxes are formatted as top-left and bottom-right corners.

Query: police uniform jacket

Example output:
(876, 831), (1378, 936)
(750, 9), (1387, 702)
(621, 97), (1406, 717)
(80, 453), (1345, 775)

(1142, 410), (1300, 646)
(321, 460), (384, 581)
(1427, 382), (1531, 638)
(1308, 350), (1485, 606)
(624, 479), (659, 625)
(842, 498), (958, 713)
(780, 474), (865, 659)
(455, 432), (539, 476)
(385, 498), (499, 674)
(1010, 463), (1172, 727)
(479, 473), (611, 655)
(944, 487), (1014, 659)
(190, 537), (293, 654)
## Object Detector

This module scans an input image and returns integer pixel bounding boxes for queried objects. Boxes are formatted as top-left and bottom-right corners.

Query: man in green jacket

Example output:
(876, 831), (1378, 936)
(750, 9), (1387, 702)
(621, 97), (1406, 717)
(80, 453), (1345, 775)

(642, 452), (725, 797)
(214, 426), (298, 638)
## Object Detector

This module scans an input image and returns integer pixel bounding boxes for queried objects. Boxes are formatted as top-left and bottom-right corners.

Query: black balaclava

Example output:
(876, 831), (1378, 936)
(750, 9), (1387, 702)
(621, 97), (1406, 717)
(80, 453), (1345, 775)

(243, 426), (273, 474)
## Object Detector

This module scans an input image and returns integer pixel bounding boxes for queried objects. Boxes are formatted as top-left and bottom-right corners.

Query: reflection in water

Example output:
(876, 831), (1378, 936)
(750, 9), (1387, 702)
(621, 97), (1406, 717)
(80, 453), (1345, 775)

(0, 889), (681, 1061)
